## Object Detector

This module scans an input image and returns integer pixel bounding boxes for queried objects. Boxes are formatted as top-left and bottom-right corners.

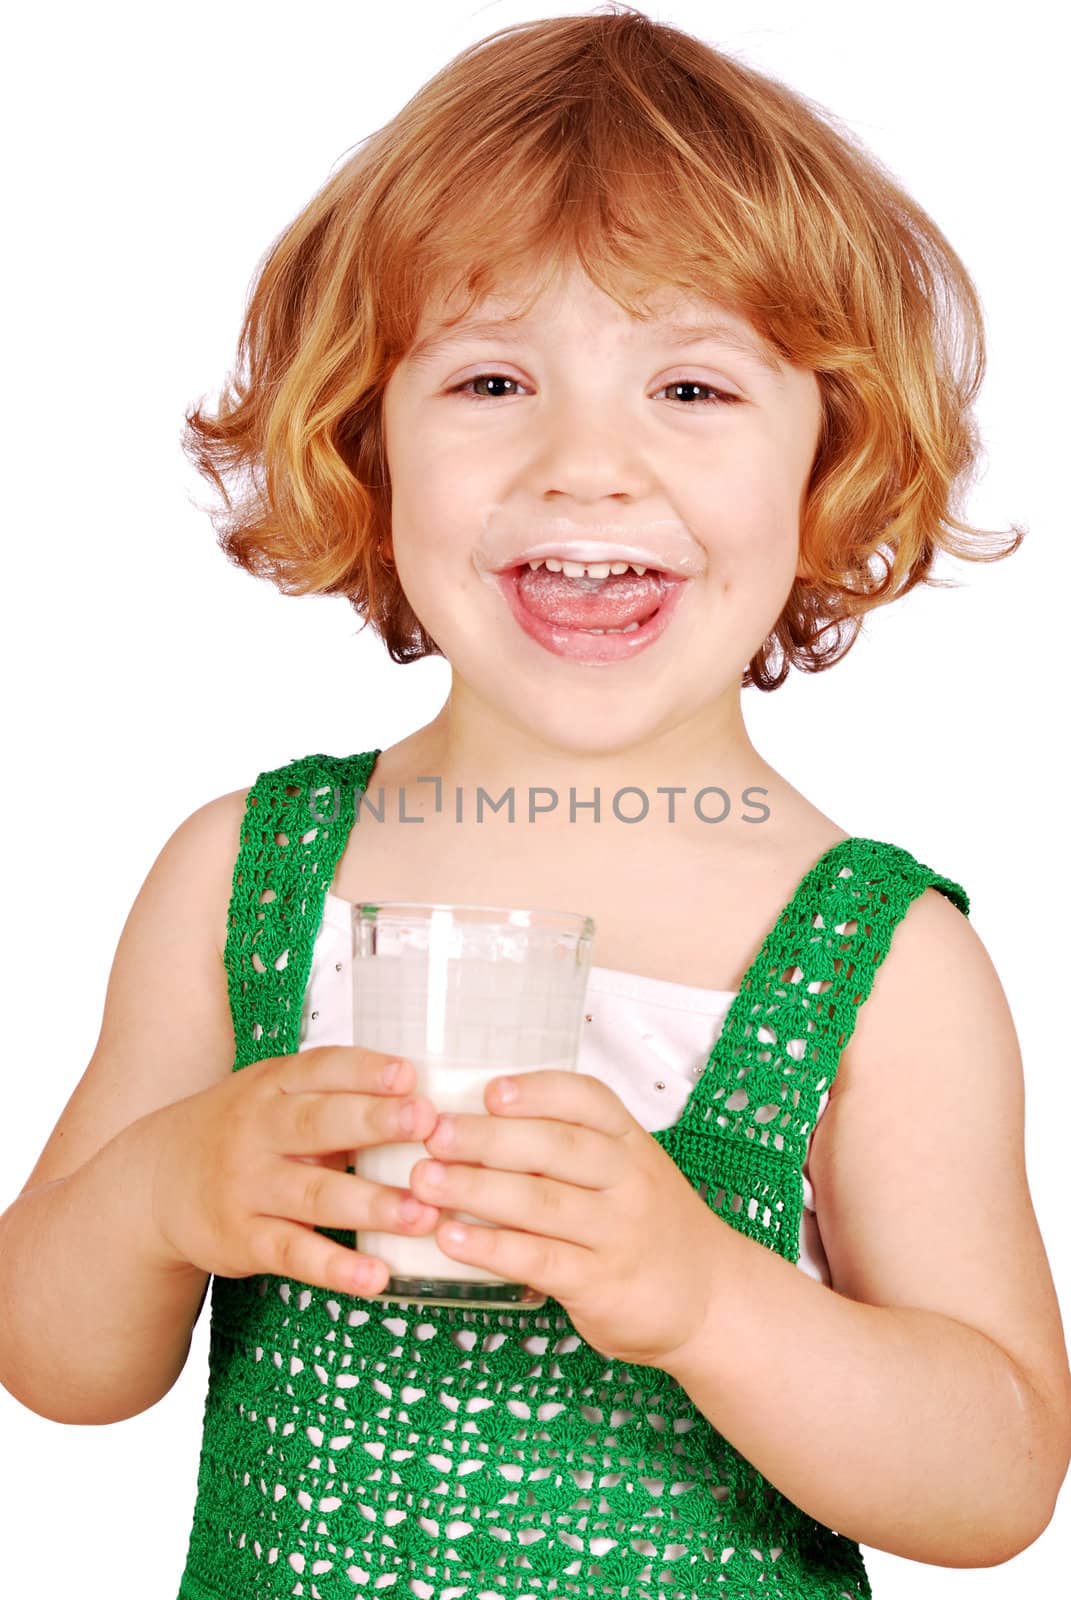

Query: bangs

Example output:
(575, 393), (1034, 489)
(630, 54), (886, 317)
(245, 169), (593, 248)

(365, 28), (873, 375)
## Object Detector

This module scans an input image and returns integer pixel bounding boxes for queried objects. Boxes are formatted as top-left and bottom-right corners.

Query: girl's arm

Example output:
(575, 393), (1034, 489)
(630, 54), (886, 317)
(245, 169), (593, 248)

(0, 789), (247, 1424)
(0, 1117), (211, 1423)
(661, 887), (1071, 1568)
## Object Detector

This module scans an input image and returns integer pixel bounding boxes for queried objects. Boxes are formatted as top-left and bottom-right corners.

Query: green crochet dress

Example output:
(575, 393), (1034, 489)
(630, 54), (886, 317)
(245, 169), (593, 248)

(177, 749), (970, 1600)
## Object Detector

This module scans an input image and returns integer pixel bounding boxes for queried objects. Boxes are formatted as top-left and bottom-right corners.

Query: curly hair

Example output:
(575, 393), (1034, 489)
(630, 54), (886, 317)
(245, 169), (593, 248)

(184, 3), (1024, 690)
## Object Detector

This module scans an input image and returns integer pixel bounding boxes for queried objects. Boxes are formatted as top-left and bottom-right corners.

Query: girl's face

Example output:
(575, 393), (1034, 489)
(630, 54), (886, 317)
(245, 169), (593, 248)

(381, 260), (823, 755)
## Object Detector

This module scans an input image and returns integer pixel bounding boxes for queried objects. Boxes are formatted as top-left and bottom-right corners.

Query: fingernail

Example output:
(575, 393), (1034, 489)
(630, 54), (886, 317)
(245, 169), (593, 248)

(495, 1077), (518, 1104)
(399, 1100), (418, 1134)
(382, 1059), (404, 1088)
(433, 1114), (456, 1149)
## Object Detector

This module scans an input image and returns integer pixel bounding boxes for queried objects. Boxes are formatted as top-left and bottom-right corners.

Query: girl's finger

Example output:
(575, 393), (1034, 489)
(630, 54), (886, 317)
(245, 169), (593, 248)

(268, 1086), (436, 1156)
(266, 1159), (439, 1238)
(245, 1215), (391, 1299)
(413, 1159), (601, 1248)
(268, 1045), (414, 1098)
(432, 1114), (616, 1189)
(436, 1216), (585, 1304)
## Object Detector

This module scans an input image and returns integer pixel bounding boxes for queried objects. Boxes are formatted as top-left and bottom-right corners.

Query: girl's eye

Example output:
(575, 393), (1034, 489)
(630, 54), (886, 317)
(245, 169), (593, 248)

(447, 373), (741, 406)
(656, 380), (742, 407)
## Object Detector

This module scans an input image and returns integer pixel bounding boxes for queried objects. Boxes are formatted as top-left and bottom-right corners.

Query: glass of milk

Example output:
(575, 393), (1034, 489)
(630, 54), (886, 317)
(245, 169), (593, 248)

(350, 902), (595, 1308)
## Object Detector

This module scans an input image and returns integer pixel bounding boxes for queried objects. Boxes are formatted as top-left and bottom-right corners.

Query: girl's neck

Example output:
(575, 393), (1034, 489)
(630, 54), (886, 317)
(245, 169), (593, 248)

(380, 703), (770, 827)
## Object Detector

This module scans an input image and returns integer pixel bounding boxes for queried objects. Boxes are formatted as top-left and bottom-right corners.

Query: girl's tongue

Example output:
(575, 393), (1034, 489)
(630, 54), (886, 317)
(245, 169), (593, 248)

(515, 566), (665, 630)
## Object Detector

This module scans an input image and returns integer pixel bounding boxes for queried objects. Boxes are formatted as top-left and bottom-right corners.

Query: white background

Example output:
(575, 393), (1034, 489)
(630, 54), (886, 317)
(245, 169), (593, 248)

(0, 0), (1066, 1593)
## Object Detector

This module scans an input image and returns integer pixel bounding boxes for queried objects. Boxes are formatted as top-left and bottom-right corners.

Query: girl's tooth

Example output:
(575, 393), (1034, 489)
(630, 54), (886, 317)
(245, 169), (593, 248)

(525, 557), (663, 580)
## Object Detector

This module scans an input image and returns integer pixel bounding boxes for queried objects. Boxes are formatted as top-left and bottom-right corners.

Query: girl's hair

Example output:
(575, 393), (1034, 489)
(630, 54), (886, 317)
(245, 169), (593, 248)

(184, 3), (1023, 690)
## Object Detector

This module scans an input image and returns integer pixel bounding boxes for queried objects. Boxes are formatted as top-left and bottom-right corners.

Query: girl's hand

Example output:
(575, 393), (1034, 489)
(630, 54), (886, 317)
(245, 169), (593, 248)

(410, 1069), (720, 1369)
(142, 1047), (441, 1297)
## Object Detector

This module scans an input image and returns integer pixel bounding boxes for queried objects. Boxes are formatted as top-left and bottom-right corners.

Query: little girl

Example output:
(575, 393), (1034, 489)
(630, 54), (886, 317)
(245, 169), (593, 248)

(2, 8), (1068, 1598)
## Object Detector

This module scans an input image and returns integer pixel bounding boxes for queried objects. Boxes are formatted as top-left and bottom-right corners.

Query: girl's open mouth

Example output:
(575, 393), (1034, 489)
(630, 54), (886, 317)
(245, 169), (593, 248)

(492, 564), (691, 663)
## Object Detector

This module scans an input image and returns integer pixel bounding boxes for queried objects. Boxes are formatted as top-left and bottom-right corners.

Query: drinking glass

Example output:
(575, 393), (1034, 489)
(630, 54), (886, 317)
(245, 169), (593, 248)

(350, 902), (595, 1308)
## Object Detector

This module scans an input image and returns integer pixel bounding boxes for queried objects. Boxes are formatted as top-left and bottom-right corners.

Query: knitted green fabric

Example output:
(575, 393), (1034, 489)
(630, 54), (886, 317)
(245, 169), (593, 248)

(177, 749), (970, 1600)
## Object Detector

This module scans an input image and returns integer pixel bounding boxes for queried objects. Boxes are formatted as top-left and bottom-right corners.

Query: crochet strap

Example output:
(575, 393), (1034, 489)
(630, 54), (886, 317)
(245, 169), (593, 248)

(223, 749), (381, 1070)
(655, 835), (969, 1264)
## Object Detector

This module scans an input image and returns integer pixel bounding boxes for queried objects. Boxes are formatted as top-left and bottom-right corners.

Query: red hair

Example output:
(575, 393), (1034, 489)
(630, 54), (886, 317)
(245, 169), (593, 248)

(184, 4), (1023, 689)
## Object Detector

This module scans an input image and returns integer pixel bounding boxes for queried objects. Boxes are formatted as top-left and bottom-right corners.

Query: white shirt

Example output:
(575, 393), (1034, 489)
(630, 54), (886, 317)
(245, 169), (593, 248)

(299, 892), (831, 1286)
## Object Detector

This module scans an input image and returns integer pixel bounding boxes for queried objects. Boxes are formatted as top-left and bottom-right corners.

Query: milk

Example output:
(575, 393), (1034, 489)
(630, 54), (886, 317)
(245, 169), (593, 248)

(355, 1054), (576, 1306)
(350, 909), (594, 1309)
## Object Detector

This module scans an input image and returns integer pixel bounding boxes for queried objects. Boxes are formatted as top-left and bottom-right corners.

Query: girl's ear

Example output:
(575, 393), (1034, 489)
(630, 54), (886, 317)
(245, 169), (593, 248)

(379, 535), (396, 568)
